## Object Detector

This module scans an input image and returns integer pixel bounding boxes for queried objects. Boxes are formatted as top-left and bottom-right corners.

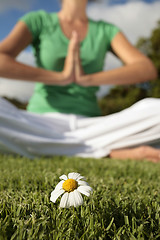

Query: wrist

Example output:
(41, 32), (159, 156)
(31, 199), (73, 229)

(61, 70), (69, 82)
(80, 74), (92, 86)
(42, 70), (65, 85)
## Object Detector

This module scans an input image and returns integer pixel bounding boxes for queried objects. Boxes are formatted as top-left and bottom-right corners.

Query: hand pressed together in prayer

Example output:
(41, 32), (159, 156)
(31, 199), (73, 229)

(62, 31), (90, 86)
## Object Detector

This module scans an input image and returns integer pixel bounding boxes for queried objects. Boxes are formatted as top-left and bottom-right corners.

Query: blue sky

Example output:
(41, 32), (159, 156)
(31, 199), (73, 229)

(0, 0), (160, 100)
(0, 0), (60, 41)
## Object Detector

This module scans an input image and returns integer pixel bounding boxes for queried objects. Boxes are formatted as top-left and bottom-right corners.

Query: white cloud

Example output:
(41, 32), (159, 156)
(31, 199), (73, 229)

(0, 51), (35, 102)
(0, 0), (34, 12)
(88, 1), (160, 44)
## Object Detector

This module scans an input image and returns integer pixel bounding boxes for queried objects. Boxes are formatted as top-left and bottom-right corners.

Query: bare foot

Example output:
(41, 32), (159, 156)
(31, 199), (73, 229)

(110, 146), (160, 163)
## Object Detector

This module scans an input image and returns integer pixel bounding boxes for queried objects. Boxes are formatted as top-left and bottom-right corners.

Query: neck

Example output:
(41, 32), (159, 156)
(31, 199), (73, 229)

(59, 0), (88, 21)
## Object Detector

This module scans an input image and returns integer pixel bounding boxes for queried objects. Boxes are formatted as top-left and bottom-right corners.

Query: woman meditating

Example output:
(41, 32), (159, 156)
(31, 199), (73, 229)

(0, 0), (160, 162)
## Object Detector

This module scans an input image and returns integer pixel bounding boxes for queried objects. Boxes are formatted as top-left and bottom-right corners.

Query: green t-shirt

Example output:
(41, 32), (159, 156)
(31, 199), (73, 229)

(20, 10), (120, 117)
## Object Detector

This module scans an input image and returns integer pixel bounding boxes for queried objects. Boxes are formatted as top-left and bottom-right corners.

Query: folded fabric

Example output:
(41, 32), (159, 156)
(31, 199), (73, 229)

(0, 97), (160, 158)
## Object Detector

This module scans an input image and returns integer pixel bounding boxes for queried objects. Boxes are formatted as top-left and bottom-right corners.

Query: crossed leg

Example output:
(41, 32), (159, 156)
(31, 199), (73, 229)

(110, 146), (160, 163)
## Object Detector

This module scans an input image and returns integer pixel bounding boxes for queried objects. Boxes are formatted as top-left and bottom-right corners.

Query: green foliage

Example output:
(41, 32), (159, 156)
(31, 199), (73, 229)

(99, 20), (160, 116)
(137, 20), (160, 75)
(98, 85), (148, 115)
(1, 155), (160, 239)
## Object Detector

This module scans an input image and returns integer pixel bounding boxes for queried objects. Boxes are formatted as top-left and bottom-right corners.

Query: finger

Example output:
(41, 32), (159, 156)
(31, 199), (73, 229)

(68, 31), (79, 54)
(75, 45), (81, 63)
(72, 30), (79, 43)
(74, 38), (81, 65)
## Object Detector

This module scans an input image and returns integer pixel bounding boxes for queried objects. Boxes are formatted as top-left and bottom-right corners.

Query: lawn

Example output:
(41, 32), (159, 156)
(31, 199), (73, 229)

(0, 154), (160, 239)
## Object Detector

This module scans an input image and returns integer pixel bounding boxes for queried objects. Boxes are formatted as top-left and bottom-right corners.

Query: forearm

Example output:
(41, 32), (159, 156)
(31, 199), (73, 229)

(88, 60), (157, 86)
(0, 53), (63, 84)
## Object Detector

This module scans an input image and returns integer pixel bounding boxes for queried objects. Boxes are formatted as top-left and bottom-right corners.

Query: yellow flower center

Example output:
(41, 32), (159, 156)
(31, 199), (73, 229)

(62, 179), (78, 192)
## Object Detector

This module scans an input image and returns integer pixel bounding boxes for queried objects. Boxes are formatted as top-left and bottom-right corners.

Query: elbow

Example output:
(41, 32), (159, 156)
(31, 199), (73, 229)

(152, 66), (158, 80)
(0, 53), (4, 72)
(0, 53), (6, 72)
(0, 53), (11, 75)
(0, 52), (11, 65)
(145, 59), (158, 81)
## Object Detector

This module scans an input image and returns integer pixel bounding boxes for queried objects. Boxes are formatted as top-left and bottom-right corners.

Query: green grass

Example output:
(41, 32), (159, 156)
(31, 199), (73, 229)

(0, 154), (160, 240)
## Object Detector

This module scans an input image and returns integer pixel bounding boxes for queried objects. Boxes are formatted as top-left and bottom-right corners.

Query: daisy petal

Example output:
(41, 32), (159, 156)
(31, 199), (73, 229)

(55, 180), (64, 190)
(59, 174), (68, 181)
(68, 172), (81, 180)
(60, 192), (69, 208)
(77, 186), (92, 197)
(68, 191), (75, 207)
(50, 189), (65, 203)
(78, 180), (89, 186)
(73, 189), (83, 207)
(77, 176), (86, 181)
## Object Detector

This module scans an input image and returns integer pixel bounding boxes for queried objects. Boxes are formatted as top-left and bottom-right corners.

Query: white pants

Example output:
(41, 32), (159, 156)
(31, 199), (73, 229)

(0, 97), (160, 158)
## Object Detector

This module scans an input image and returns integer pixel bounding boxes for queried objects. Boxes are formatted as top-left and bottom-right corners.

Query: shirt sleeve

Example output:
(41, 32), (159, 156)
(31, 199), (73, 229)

(103, 21), (121, 51)
(19, 10), (45, 44)
(105, 22), (120, 41)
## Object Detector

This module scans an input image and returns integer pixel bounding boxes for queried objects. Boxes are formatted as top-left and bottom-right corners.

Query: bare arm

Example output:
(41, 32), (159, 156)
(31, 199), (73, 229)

(0, 21), (74, 85)
(75, 32), (158, 86)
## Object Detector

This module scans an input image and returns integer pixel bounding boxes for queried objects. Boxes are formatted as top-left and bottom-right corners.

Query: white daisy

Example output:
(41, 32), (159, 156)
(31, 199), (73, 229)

(50, 172), (92, 208)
